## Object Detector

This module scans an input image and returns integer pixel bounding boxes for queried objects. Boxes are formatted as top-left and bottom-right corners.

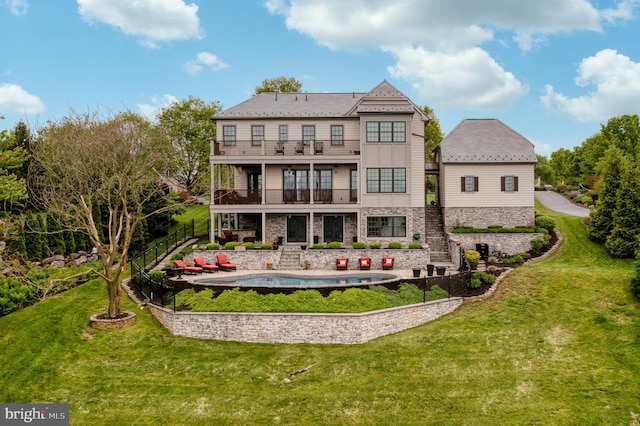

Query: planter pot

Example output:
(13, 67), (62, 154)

(436, 266), (446, 276)
(305, 263), (311, 270)
(266, 262), (273, 270)
(412, 268), (421, 278)
(426, 264), (435, 276)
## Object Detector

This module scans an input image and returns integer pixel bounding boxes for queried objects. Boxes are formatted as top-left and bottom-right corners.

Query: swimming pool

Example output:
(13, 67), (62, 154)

(195, 273), (397, 288)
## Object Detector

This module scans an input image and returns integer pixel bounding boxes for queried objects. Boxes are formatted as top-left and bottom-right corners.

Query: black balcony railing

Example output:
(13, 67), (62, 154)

(213, 189), (357, 205)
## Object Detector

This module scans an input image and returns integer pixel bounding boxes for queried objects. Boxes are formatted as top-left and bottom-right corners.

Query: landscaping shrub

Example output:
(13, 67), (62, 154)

(408, 242), (422, 249)
(502, 254), (524, 264)
(352, 242), (367, 249)
(530, 237), (548, 254)
(170, 253), (183, 261)
(206, 242), (220, 250)
(469, 277), (481, 289)
(369, 242), (382, 249)
(149, 270), (164, 282)
(224, 241), (239, 250)
(464, 249), (480, 268)
(0, 278), (34, 316)
(261, 243), (273, 250)
(473, 271), (496, 285)
(327, 241), (342, 249)
(312, 243), (325, 249)
(387, 241), (402, 249)
(242, 242), (255, 250)
(535, 215), (556, 233)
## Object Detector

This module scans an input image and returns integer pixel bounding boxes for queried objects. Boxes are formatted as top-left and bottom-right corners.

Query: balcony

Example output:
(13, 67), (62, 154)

(213, 189), (357, 205)
(213, 140), (361, 157)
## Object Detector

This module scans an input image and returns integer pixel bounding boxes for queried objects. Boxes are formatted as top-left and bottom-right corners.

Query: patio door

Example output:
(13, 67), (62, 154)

(287, 215), (307, 243)
(323, 215), (343, 243)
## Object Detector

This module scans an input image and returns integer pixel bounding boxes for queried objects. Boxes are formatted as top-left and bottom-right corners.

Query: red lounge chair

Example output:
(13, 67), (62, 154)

(193, 257), (219, 273)
(382, 257), (394, 270)
(336, 258), (348, 270)
(359, 257), (371, 270)
(173, 259), (203, 274)
(216, 253), (237, 271)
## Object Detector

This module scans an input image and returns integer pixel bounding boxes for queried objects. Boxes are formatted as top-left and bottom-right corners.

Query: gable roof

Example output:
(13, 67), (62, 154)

(437, 119), (536, 163)
(213, 80), (427, 121)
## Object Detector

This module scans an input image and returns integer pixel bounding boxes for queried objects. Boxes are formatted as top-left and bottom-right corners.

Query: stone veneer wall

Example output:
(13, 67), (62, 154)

(442, 206), (535, 231)
(185, 247), (432, 270)
(360, 207), (426, 244)
(146, 297), (463, 344)
(264, 213), (358, 245)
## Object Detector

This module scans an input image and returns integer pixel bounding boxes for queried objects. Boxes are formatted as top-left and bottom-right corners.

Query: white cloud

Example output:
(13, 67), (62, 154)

(264, 0), (630, 111)
(0, 83), (44, 114)
(77, 0), (201, 48)
(387, 45), (528, 110)
(5, 0), (28, 16)
(137, 94), (178, 121)
(541, 49), (640, 122)
(184, 52), (228, 75)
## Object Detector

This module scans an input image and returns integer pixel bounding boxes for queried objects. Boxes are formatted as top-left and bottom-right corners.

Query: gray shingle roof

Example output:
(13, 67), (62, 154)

(213, 80), (427, 120)
(438, 119), (536, 163)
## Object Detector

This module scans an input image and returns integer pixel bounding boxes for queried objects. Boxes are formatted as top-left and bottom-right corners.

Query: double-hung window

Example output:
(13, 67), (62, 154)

(222, 125), (236, 146)
(331, 125), (344, 146)
(302, 125), (315, 145)
(366, 122), (406, 143)
(367, 168), (406, 193)
(461, 176), (478, 193)
(251, 125), (264, 146)
(279, 125), (288, 142)
(501, 176), (518, 192)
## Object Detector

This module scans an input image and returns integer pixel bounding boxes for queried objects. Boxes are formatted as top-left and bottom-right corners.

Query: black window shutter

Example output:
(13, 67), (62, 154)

(501, 176), (505, 192)
(461, 176), (465, 192)
(514, 176), (519, 192)
(474, 176), (479, 192)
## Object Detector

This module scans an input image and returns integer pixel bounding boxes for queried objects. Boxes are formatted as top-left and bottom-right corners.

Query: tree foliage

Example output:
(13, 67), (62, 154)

(0, 126), (29, 212)
(30, 111), (177, 318)
(254, 76), (303, 94)
(420, 105), (443, 161)
(157, 96), (222, 195)
(534, 154), (555, 186)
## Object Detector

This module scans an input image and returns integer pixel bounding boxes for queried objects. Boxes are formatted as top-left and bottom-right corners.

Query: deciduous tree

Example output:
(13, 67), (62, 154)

(254, 76), (302, 94)
(30, 111), (175, 318)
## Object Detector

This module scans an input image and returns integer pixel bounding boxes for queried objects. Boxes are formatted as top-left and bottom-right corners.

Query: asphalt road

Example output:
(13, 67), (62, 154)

(534, 191), (591, 217)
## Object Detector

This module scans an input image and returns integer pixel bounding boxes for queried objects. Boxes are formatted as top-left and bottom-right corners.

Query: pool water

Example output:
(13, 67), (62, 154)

(195, 273), (397, 288)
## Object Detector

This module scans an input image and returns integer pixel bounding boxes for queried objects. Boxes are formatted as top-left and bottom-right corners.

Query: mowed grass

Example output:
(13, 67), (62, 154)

(1, 204), (639, 425)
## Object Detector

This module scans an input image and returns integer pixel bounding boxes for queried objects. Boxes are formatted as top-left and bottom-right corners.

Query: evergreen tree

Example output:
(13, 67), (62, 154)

(24, 211), (44, 260)
(46, 213), (66, 256)
(605, 163), (640, 257)
(589, 146), (627, 243)
(63, 229), (76, 255)
(4, 219), (27, 260)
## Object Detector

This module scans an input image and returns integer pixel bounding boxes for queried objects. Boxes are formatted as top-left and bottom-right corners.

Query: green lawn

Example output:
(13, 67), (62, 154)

(1, 205), (639, 425)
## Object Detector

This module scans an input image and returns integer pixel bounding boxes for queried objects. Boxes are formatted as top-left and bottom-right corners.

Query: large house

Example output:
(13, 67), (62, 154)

(209, 82), (537, 264)
(210, 81), (428, 247)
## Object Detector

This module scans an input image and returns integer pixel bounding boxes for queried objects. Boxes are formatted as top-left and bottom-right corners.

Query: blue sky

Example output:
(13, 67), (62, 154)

(2, 0), (640, 156)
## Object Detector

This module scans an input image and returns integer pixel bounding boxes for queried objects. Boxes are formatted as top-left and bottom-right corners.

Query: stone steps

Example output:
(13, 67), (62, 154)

(277, 246), (302, 270)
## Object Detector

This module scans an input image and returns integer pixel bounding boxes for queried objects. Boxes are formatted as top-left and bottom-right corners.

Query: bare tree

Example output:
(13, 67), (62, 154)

(30, 111), (175, 318)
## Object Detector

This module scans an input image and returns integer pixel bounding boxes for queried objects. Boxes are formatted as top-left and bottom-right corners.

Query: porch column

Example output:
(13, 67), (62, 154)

(309, 212), (314, 246)
(261, 211), (266, 244)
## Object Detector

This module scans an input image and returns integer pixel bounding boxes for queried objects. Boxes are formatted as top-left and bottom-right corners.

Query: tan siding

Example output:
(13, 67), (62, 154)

(442, 164), (534, 207)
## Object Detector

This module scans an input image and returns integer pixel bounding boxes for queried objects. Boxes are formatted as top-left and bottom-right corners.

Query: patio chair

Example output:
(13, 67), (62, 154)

(173, 259), (203, 274)
(216, 253), (237, 271)
(382, 257), (394, 270)
(193, 257), (219, 273)
(336, 257), (348, 270)
(295, 141), (304, 154)
(359, 257), (371, 270)
(274, 141), (285, 155)
(314, 141), (323, 155)
(223, 230), (239, 242)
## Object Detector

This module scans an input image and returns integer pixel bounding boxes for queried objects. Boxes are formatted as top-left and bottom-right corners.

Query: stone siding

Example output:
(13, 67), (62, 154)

(147, 297), (463, 344)
(447, 232), (544, 267)
(443, 206), (535, 231)
(360, 207), (426, 244)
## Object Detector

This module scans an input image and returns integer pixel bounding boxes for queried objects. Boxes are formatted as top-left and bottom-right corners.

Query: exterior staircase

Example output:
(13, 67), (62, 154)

(425, 205), (452, 263)
(277, 246), (303, 270)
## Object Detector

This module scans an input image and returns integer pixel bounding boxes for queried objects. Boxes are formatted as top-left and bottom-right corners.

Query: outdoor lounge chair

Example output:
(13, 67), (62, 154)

(193, 257), (219, 272)
(336, 257), (348, 270)
(295, 141), (304, 154)
(216, 253), (237, 271)
(313, 140), (323, 155)
(359, 257), (371, 270)
(382, 257), (394, 270)
(274, 141), (285, 155)
(173, 259), (203, 274)
(223, 230), (239, 242)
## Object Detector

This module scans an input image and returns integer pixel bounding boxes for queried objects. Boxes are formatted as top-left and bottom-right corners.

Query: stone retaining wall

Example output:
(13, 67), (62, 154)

(448, 233), (544, 262)
(184, 248), (433, 270)
(147, 297), (463, 344)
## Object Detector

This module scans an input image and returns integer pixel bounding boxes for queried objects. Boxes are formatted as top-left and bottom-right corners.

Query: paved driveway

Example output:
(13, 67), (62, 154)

(534, 191), (590, 217)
